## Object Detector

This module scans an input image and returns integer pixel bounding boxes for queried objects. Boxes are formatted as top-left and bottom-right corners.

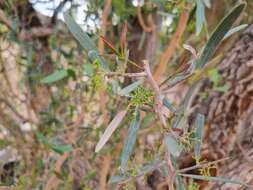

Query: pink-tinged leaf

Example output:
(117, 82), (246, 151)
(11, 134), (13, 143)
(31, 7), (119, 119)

(95, 110), (127, 153)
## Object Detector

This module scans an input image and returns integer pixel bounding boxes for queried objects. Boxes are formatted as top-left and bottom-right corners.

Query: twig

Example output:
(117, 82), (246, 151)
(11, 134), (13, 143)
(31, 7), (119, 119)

(136, 6), (154, 33)
(0, 97), (27, 123)
(143, 60), (166, 127)
(97, 1), (113, 189)
(44, 152), (69, 190)
(178, 157), (230, 173)
(153, 4), (190, 81)
(99, 155), (112, 190)
(98, 0), (112, 55)
(102, 71), (146, 77)
(166, 153), (176, 190)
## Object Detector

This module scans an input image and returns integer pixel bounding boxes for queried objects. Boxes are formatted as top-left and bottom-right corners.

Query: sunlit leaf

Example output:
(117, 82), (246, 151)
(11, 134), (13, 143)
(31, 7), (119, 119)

(196, 3), (246, 69)
(95, 110), (127, 152)
(164, 134), (182, 157)
(120, 108), (140, 170)
(194, 113), (205, 158)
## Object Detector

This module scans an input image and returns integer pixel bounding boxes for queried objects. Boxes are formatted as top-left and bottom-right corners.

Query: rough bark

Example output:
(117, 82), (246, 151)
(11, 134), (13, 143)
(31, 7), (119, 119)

(194, 22), (253, 190)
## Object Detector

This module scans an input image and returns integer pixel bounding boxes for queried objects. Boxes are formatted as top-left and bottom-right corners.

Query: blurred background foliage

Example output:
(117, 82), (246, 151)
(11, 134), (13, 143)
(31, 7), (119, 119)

(0, 0), (252, 189)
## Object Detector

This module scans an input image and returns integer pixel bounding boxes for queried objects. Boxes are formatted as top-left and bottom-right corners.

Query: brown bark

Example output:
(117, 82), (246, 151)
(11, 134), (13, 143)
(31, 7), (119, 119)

(193, 22), (253, 189)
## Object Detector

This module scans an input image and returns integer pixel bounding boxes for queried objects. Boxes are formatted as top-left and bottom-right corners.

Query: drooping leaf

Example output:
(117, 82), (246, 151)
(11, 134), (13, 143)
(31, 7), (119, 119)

(95, 110), (127, 152)
(118, 80), (143, 96)
(179, 173), (251, 188)
(41, 69), (68, 84)
(120, 108), (141, 170)
(223, 24), (248, 40)
(194, 113), (205, 159)
(63, 11), (108, 70)
(164, 134), (182, 157)
(196, 3), (246, 69)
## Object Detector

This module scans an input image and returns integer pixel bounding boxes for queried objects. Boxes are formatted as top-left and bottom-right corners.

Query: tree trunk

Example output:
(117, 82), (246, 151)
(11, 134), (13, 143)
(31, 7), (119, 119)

(194, 21), (253, 189)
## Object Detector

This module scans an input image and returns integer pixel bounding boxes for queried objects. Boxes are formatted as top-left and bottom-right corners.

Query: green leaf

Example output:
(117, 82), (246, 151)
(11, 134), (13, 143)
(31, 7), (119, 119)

(36, 132), (72, 155)
(83, 63), (94, 77)
(196, 3), (246, 69)
(51, 144), (73, 155)
(108, 174), (129, 184)
(176, 175), (186, 190)
(196, 0), (205, 36)
(118, 80), (143, 96)
(179, 173), (251, 188)
(194, 113), (205, 159)
(208, 68), (220, 86)
(140, 112), (155, 128)
(120, 108), (141, 170)
(214, 84), (230, 92)
(164, 134), (182, 157)
(41, 69), (68, 84)
(63, 11), (108, 70)
(95, 110), (127, 152)
(223, 24), (248, 40)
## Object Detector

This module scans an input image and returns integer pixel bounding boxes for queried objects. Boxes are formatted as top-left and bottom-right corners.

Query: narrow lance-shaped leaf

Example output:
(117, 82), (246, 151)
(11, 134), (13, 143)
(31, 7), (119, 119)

(118, 80), (143, 96)
(95, 110), (127, 153)
(164, 134), (182, 157)
(196, 3), (246, 69)
(179, 173), (251, 188)
(63, 11), (108, 70)
(176, 175), (186, 190)
(194, 113), (205, 159)
(196, 0), (205, 36)
(120, 108), (141, 170)
(41, 69), (68, 84)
